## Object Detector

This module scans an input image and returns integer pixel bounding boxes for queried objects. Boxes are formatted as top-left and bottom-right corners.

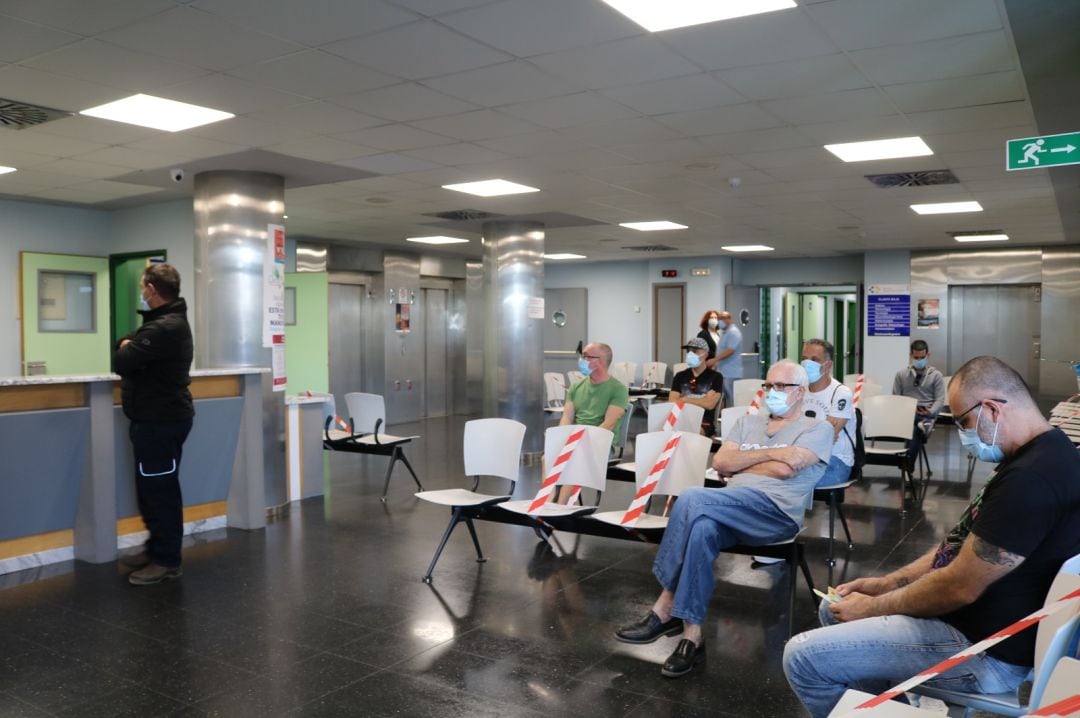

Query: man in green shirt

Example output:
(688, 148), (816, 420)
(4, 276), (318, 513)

(560, 342), (629, 440)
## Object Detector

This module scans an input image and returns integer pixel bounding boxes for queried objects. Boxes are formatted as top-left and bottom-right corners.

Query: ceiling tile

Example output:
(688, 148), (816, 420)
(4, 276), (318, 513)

(246, 101), (386, 134)
(883, 71), (1025, 114)
(663, 10), (837, 70)
(325, 20), (510, 80)
(402, 142), (510, 166)
(807, 0), (1002, 51)
(906, 102), (1031, 135)
(500, 92), (637, 129)
(530, 35), (699, 90)
(655, 103), (785, 137)
(266, 135), (377, 162)
(0, 0), (174, 36)
(124, 134), (251, 161)
(24, 39), (209, 93)
(32, 115), (159, 145)
(695, 126), (816, 154)
(475, 129), (590, 157)
(335, 123), (453, 151)
(438, 0), (640, 57)
(607, 138), (706, 163)
(334, 83), (478, 122)
(411, 109), (542, 142)
(189, 0), (416, 46)
(423, 61), (576, 107)
(390, 0), (491, 16)
(184, 117), (306, 147)
(97, 6), (303, 72)
(0, 64), (125, 111)
(600, 73), (746, 116)
(793, 115), (914, 144)
(230, 51), (399, 98)
(70, 145), (191, 170)
(718, 54), (870, 101)
(0, 15), (79, 63)
(848, 30), (1015, 86)
(161, 73), (306, 115)
(735, 146), (833, 170)
(0, 146), (59, 168)
(336, 153), (442, 174)
(761, 88), (894, 124)
(0, 129), (104, 158)
(561, 117), (682, 147)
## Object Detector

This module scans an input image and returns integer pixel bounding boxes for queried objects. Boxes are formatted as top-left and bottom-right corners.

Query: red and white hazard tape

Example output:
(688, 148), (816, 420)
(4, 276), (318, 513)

(620, 433), (681, 527)
(665, 401), (685, 430)
(1028, 693), (1080, 716)
(849, 588), (1080, 713)
(852, 375), (866, 407)
(748, 388), (765, 415)
(528, 427), (586, 513)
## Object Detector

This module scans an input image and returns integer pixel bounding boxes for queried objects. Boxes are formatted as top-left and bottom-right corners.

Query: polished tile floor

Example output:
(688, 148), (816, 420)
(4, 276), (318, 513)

(0, 412), (994, 717)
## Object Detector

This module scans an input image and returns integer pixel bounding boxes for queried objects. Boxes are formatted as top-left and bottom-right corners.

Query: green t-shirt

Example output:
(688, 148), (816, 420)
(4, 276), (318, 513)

(567, 376), (630, 445)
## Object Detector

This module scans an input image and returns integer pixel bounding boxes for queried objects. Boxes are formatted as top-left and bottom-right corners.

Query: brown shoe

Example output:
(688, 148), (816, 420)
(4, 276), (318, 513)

(128, 563), (182, 586)
(120, 551), (152, 569)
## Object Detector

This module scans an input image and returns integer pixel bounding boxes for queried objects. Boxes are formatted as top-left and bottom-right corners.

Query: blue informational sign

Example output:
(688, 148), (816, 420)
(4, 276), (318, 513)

(867, 294), (910, 336)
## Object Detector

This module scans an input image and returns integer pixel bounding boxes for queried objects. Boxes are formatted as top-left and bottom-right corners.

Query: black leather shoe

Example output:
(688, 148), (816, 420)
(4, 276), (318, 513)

(661, 638), (706, 678)
(614, 611), (683, 644)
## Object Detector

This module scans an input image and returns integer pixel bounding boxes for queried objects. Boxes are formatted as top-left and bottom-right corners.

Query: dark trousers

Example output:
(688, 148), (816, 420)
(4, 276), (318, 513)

(130, 419), (192, 568)
(906, 416), (927, 472)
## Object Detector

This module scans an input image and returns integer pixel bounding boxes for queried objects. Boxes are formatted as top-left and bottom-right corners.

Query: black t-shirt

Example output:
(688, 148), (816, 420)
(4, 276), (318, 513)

(670, 367), (724, 433)
(942, 428), (1080, 666)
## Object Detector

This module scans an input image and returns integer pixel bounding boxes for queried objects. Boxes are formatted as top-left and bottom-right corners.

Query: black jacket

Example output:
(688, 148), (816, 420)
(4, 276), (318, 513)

(114, 298), (194, 422)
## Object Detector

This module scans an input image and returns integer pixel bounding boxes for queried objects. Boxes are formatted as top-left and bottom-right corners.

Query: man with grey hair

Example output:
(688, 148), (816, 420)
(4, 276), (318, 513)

(560, 341), (628, 440)
(785, 356), (1080, 718)
(615, 359), (834, 678)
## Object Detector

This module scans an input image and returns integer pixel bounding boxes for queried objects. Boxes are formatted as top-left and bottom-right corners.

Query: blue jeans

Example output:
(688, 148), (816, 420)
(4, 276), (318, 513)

(783, 600), (1031, 718)
(815, 455), (852, 489)
(653, 486), (798, 626)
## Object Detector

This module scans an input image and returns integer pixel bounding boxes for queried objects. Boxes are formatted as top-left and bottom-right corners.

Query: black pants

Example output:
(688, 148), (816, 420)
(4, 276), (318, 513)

(906, 415), (928, 472)
(130, 419), (192, 568)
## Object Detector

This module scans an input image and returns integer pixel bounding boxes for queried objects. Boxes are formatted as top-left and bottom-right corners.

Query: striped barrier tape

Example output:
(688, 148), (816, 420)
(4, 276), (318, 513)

(852, 374), (866, 407)
(620, 432), (681, 527)
(665, 401), (685, 430)
(848, 588), (1080, 713)
(1027, 693), (1080, 716)
(747, 388), (765, 415)
(528, 427), (587, 513)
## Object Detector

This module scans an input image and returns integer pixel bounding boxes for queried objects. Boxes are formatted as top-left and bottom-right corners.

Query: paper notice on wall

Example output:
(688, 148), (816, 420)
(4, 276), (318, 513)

(263, 224), (286, 347)
(272, 334), (286, 391)
(527, 296), (545, 319)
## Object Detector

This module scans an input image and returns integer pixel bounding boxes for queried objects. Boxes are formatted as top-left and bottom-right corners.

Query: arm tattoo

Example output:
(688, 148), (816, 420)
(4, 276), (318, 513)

(895, 576), (910, 588)
(972, 536), (1023, 568)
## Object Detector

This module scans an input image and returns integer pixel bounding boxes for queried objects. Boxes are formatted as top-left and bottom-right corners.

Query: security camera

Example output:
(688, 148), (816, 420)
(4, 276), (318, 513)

(728, 176), (742, 189)
(169, 168), (185, 183)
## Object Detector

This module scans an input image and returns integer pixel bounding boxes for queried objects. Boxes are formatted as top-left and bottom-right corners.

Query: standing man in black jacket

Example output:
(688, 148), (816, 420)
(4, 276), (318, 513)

(114, 263), (194, 585)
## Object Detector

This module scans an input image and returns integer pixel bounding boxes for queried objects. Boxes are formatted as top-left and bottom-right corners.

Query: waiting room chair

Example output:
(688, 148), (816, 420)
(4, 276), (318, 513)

(861, 394), (920, 509)
(733, 378), (763, 408)
(415, 418), (526, 583)
(611, 361), (637, 386)
(543, 372), (567, 414)
(1032, 656), (1080, 713)
(640, 361), (667, 388)
(610, 403), (634, 463)
(910, 551), (1080, 717)
(829, 689), (939, 716)
(671, 362), (689, 377)
(647, 402), (705, 433)
(566, 370), (585, 386)
(718, 405), (750, 441)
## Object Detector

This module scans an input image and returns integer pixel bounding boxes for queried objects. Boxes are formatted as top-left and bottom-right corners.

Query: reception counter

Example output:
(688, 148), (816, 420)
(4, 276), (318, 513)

(0, 369), (269, 575)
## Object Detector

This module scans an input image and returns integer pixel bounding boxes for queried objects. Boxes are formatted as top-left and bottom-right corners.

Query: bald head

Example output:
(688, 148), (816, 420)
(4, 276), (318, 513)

(950, 356), (1035, 410)
(583, 342), (612, 367)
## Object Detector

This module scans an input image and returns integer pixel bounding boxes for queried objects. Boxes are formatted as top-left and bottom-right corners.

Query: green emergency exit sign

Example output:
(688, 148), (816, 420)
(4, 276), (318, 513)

(1007, 131), (1080, 171)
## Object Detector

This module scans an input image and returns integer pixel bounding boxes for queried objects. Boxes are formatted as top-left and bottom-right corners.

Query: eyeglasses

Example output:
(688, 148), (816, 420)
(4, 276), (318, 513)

(762, 382), (800, 392)
(581, 354), (602, 361)
(953, 398), (1007, 426)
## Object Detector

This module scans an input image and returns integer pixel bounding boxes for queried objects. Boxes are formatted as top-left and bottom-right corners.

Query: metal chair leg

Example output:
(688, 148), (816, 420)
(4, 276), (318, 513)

(836, 501), (854, 550)
(380, 451), (397, 502)
(398, 448), (423, 490)
(826, 496), (837, 567)
(463, 517), (486, 563)
(422, 508), (462, 583)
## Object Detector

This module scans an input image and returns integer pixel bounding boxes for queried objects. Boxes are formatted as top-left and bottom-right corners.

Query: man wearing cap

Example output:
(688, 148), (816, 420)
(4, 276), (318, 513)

(669, 337), (724, 437)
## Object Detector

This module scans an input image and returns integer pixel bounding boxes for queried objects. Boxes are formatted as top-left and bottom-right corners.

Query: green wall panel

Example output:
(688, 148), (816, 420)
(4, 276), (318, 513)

(284, 272), (329, 394)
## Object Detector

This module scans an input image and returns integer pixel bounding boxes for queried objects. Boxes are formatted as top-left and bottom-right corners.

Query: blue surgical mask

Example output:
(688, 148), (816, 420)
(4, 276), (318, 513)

(577, 357), (593, 377)
(957, 406), (1004, 463)
(801, 359), (823, 384)
(912, 358), (928, 370)
(138, 295), (151, 312)
(765, 389), (791, 416)
(685, 351), (702, 368)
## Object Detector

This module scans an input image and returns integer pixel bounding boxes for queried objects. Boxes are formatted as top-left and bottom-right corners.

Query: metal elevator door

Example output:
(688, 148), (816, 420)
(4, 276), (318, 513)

(653, 284), (685, 371)
(423, 288), (449, 418)
(328, 282), (365, 411)
(947, 284), (1041, 392)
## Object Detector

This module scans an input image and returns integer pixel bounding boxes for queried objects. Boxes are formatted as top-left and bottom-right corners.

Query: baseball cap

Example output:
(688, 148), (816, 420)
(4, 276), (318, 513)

(682, 337), (708, 351)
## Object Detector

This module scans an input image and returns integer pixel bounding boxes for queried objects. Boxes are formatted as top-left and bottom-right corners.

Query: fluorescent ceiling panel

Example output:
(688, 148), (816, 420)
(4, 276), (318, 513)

(544, 253), (587, 259)
(80, 94), (234, 132)
(619, 221), (688, 231)
(824, 136), (933, 162)
(405, 236), (470, 244)
(953, 233), (1008, 242)
(600, 0), (796, 32)
(721, 244), (774, 252)
(0, 166), (16, 175)
(910, 201), (983, 215)
(442, 179), (540, 196)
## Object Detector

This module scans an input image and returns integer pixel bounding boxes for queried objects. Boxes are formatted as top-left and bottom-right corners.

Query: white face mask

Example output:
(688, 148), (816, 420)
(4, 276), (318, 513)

(708, 317), (719, 329)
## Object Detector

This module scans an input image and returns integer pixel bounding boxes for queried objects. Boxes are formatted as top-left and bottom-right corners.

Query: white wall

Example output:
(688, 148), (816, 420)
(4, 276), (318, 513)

(110, 199), (195, 317)
(734, 255), (864, 287)
(0, 198), (111, 375)
(863, 250), (912, 386)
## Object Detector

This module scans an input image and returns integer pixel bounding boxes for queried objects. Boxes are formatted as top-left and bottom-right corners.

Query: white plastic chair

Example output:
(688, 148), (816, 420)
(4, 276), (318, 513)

(611, 361), (636, 386)
(829, 689), (938, 716)
(336, 392), (422, 499)
(566, 370), (585, 386)
(733, 378), (763, 408)
(843, 374), (881, 390)
(591, 431), (712, 530)
(647, 402), (706, 433)
(861, 394), (919, 507)
(543, 372), (567, 413)
(1033, 656), (1080, 711)
(415, 418), (526, 583)
(718, 405), (750, 441)
(671, 362), (689, 377)
(500, 424), (613, 519)
(640, 361), (667, 388)
(911, 552), (1080, 716)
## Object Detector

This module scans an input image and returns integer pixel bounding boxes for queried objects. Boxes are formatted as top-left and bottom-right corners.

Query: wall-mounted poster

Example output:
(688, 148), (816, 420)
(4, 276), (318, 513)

(867, 284), (910, 337)
(395, 303), (410, 333)
(917, 298), (940, 329)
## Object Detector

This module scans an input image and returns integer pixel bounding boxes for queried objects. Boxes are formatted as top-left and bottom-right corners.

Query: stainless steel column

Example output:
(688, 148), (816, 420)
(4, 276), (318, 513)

(193, 170), (286, 511)
(482, 221), (545, 454)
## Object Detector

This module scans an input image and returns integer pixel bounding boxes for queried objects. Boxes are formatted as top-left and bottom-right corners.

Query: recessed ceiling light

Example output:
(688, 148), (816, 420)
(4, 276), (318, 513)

(600, 0), (795, 32)
(824, 136), (934, 162)
(0, 165), (16, 175)
(442, 179), (539, 197)
(544, 253), (587, 260)
(910, 201), (983, 215)
(80, 94), (234, 132)
(405, 236), (470, 245)
(619, 221), (688, 231)
(721, 244), (774, 252)
(953, 232), (1009, 243)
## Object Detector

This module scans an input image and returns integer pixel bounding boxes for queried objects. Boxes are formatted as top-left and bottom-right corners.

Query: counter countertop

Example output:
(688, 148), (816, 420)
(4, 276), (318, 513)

(0, 367), (270, 387)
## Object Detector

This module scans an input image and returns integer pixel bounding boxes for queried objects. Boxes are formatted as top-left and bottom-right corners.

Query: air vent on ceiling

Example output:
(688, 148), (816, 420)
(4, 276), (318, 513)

(624, 244), (677, 252)
(864, 169), (959, 188)
(0, 98), (72, 130)
(424, 208), (505, 221)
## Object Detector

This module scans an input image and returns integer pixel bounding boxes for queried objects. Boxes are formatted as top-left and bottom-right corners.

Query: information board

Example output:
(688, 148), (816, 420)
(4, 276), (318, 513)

(867, 284), (910, 337)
